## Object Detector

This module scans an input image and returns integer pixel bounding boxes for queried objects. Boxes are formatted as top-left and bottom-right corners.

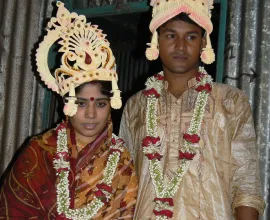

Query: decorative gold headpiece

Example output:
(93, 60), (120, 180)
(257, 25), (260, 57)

(146, 0), (215, 64)
(36, 1), (121, 116)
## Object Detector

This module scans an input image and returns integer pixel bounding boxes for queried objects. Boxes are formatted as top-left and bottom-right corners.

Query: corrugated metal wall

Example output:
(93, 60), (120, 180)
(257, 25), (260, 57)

(224, 0), (270, 219)
(0, 0), (269, 218)
(0, 0), (55, 175)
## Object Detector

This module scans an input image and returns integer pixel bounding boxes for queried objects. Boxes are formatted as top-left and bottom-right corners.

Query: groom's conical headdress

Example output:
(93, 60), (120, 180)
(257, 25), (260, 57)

(146, 0), (215, 64)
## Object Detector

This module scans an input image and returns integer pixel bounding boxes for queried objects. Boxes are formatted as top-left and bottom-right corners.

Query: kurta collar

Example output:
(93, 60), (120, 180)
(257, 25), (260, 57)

(164, 76), (197, 91)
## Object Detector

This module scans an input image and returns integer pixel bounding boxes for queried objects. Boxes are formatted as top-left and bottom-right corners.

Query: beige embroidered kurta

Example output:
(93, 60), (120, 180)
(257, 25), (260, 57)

(119, 78), (264, 220)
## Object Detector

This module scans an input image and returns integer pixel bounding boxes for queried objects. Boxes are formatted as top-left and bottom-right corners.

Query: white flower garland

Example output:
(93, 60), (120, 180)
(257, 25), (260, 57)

(143, 67), (213, 219)
(146, 97), (159, 136)
(53, 126), (123, 220)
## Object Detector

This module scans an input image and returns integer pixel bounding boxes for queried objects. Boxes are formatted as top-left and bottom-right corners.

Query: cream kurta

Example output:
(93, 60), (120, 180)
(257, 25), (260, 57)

(119, 77), (264, 220)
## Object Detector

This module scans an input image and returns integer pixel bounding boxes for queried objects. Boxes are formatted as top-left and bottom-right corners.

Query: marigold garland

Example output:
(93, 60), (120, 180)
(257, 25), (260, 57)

(142, 67), (213, 219)
(53, 123), (124, 220)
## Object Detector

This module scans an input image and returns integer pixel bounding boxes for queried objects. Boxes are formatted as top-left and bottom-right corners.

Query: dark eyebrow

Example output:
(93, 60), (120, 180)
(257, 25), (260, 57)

(95, 98), (110, 101)
(160, 28), (176, 33)
(160, 28), (200, 35)
(186, 31), (200, 35)
(76, 97), (87, 101)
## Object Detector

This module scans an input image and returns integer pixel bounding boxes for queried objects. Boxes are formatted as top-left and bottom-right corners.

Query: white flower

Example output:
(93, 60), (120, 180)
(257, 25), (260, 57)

(53, 158), (70, 170)
(145, 72), (164, 95)
(54, 125), (122, 219)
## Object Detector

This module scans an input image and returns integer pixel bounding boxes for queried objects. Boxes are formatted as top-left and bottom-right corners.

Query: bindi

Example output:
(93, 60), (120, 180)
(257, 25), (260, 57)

(89, 97), (95, 101)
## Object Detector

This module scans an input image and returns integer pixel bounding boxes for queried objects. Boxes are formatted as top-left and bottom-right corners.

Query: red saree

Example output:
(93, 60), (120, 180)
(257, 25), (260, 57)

(0, 121), (138, 219)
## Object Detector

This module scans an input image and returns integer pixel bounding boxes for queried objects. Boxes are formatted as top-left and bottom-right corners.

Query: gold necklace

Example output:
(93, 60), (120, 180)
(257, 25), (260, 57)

(76, 139), (88, 152)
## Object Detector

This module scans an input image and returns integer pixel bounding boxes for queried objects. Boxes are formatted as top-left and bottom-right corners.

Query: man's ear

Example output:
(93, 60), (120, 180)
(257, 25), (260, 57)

(201, 32), (207, 50)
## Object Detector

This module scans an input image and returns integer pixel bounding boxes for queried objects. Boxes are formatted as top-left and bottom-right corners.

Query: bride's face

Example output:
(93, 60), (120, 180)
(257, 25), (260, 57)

(69, 83), (111, 144)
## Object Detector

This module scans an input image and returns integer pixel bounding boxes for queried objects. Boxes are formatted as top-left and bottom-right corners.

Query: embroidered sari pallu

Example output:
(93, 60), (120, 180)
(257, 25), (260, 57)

(0, 123), (137, 219)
